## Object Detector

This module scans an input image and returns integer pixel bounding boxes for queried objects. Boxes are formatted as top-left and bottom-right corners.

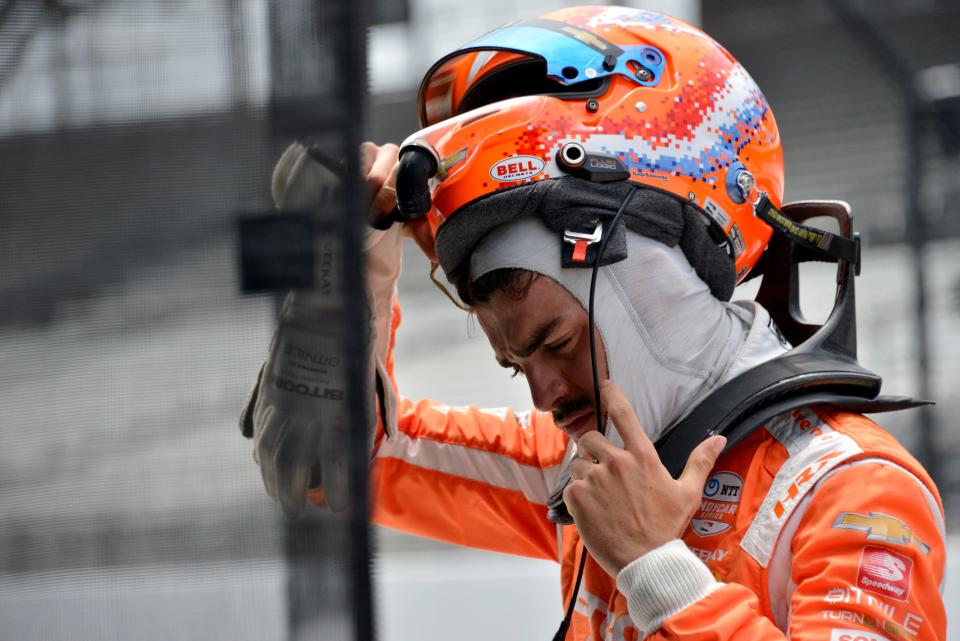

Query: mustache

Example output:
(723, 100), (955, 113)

(552, 396), (594, 424)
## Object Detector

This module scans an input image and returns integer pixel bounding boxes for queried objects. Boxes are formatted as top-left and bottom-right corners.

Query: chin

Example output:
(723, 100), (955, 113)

(566, 414), (596, 442)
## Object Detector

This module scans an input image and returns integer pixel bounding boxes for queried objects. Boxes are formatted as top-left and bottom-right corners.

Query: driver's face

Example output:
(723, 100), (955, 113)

(475, 275), (608, 442)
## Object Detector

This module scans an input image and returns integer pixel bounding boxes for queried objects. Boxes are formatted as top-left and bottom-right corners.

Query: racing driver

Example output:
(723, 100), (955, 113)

(244, 7), (946, 641)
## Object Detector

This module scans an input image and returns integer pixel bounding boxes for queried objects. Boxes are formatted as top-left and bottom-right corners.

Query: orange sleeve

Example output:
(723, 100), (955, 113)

(650, 461), (945, 640)
(370, 396), (569, 561)
(651, 584), (783, 640)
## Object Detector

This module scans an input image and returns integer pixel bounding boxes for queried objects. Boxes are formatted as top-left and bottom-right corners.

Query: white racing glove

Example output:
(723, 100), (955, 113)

(240, 142), (399, 518)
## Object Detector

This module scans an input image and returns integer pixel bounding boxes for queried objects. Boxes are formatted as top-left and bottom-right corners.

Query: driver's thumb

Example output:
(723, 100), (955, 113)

(678, 435), (726, 490)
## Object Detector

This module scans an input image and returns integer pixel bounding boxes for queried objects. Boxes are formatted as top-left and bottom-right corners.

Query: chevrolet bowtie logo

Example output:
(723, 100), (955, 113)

(832, 511), (931, 555)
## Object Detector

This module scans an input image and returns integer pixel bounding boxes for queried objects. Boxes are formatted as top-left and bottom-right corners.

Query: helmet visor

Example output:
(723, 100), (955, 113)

(419, 18), (666, 125)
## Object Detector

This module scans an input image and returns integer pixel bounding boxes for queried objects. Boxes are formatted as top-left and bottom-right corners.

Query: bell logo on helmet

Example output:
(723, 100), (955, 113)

(490, 156), (545, 182)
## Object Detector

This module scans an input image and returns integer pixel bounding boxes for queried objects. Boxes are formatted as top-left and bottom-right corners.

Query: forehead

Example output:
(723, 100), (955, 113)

(474, 276), (584, 352)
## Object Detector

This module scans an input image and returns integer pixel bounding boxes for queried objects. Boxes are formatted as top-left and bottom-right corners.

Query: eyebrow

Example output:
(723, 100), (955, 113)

(496, 318), (561, 367)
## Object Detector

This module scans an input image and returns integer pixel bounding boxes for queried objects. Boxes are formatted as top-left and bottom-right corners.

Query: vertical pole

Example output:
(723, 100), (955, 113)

(340, 0), (376, 638)
(265, 1), (373, 639)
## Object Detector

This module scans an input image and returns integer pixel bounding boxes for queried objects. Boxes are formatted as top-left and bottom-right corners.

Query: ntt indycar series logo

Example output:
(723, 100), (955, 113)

(490, 156), (545, 182)
(692, 471), (743, 536)
(703, 471), (742, 501)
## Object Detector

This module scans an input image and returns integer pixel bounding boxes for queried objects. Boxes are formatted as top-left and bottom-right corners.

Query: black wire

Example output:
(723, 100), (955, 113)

(552, 543), (588, 641)
(589, 187), (635, 435)
(552, 185), (636, 641)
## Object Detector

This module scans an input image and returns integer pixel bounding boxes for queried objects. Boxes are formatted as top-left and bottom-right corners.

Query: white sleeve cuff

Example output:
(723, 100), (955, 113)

(615, 539), (722, 635)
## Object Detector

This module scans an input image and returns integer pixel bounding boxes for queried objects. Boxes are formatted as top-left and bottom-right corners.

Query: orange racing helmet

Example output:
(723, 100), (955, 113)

(398, 6), (784, 295)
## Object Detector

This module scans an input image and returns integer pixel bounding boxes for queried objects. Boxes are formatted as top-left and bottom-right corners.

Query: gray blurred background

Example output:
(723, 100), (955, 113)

(1, 1), (958, 640)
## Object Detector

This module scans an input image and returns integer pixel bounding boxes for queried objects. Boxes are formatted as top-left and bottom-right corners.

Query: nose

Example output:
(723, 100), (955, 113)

(526, 363), (569, 413)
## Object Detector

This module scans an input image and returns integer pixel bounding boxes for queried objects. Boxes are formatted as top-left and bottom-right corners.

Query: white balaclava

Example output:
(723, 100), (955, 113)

(469, 216), (790, 449)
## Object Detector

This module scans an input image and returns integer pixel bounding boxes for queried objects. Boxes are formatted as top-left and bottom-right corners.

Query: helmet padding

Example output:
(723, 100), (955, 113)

(436, 178), (736, 302)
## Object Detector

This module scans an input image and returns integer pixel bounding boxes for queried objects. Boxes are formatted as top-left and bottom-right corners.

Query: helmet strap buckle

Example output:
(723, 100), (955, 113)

(559, 218), (627, 268)
(563, 221), (603, 265)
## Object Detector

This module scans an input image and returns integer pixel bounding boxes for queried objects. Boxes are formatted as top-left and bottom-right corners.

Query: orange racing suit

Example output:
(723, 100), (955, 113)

(345, 234), (947, 641)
